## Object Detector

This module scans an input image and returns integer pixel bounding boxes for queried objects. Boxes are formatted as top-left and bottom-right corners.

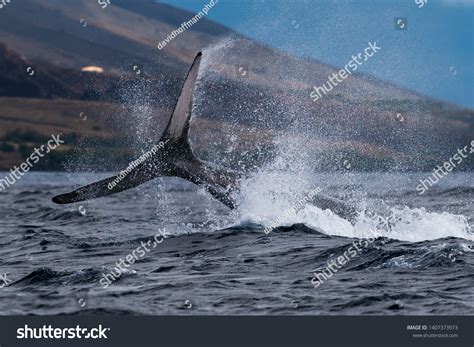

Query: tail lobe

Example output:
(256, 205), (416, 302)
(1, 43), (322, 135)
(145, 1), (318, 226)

(160, 52), (202, 152)
(52, 52), (203, 205)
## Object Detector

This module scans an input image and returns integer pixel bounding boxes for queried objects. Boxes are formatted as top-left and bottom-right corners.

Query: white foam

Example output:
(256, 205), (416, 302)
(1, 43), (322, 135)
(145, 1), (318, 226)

(235, 167), (473, 242)
(236, 198), (473, 242)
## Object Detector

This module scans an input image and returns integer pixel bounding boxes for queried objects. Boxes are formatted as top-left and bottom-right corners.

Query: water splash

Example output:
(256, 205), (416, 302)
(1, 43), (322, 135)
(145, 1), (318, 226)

(235, 190), (473, 242)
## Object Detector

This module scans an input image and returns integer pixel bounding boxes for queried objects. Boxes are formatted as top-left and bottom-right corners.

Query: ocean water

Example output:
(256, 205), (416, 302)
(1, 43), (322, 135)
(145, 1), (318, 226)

(0, 171), (472, 315)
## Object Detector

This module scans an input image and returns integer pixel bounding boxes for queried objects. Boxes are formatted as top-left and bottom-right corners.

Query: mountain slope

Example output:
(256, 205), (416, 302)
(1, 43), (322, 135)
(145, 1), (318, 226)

(0, 0), (472, 171)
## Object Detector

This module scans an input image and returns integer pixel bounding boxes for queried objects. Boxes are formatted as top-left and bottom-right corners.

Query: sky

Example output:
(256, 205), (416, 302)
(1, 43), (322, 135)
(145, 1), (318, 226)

(159, 0), (474, 109)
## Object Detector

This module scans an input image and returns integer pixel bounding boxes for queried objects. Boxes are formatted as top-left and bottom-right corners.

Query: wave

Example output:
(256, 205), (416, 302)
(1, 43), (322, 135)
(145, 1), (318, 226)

(11, 267), (134, 286)
(235, 203), (473, 242)
(232, 160), (473, 242)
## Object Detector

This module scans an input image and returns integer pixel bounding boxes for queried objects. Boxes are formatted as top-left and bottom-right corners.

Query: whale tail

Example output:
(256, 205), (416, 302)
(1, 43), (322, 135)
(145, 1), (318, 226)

(52, 52), (203, 205)
(52, 52), (360, 224)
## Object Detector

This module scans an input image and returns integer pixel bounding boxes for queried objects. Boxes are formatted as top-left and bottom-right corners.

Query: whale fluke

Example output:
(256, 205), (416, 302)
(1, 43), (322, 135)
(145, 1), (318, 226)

(52, 52), (360, 225)
(51, 160), (163, 204)
(53, 52), (205, 205)
(161, 52), (201, 149)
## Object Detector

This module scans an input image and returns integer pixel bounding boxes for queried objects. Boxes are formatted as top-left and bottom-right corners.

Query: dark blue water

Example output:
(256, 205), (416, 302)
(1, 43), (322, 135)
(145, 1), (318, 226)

(0, 172), (472, 315)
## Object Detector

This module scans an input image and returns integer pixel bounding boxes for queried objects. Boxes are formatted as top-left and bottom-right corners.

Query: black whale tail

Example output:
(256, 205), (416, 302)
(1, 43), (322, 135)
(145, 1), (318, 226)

(52, 53), (203, 205)
(52, 51), (358, 224)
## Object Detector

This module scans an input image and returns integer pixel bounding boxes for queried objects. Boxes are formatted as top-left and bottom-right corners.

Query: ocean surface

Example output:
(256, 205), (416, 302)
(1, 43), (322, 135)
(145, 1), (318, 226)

(0, 171), (472, 315)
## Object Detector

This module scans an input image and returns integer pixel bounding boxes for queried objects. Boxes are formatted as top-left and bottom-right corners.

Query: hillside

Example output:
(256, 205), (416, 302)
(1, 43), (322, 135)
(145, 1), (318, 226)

(0, 0), (472, 172)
